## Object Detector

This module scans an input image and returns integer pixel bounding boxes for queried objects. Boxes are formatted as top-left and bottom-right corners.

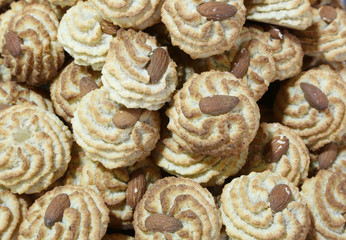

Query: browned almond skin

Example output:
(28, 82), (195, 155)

(268, 26), (284, 40)
(319, 5), (337, 23)
(44, 193), (71, 227)
(112, 108), (143, 129)
(264, 136), (290, 163)
(100, 20), (118, 35)
(79, 77), (99, 97)
(147, 48), (170, 84)
(5, 31), (23, 58)
(269, 184), (292, 213)
(300, 82), (328, 110)
(230, 48), (250, 79)
(318, 142), (338, 169)
(199, 95), (239, 116)
(197, 2), (237, 21)
(0, 103), (11, 111)
(126, 169), (146, 210)
(145, 213), (183, 233)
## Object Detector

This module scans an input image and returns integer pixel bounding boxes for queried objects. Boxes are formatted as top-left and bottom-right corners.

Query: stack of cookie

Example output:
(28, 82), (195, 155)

(0, 0), (345, 239)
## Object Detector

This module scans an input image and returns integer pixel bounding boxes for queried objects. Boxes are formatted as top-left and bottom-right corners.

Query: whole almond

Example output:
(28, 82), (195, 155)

(199, 95), (239, 116)
(44, 193), (70, 227)
(126, 169), (146, 210)
(318, 142), (338, 169)
(147, 48), (169, 84)
(319, 6), (337, 23)
(267, 26), (284, 40)
(300, 82), (328, 110)
(197, 2), (237, 21)
(112, 107), (142, 129)
(230, 48), (250, 78)
(100, 19), (118, 35)
(0, 103), (11, 111)
(269, 184), (292, 213)
(79, 77), (99, 97)
(5, 31), (23, 58)
(145, 213), (183, 233)
(263, 136), (290, 163)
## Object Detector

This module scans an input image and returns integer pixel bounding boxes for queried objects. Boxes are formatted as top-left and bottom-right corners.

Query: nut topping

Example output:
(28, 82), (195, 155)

(0, 104), (11, 111)
(145, 213), (183, 233)
(319, 6), (337, 23)
(5, 31), (23, 58)
(79, 77), (99, 97)
(100, 20), (118, 35)
(318, 142), (338, 169)
(263, 136), (290, 163)
(197, 2), (237, 21)
(300, 82), (328, 110)
(44, 193), (70, 227)
(126, 169), (146, 210)
(112, 107), (143, 129)
(147, 48), (170, 84)
(230, 48), (250, 78)
(269, 184), (292, 213)
(199, 95), (239, 116)
(267, 26), (284, 40)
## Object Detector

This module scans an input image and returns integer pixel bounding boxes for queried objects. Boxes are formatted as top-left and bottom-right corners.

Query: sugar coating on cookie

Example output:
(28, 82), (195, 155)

(102, 29), (178, 110)
(220, 170), (311, 240)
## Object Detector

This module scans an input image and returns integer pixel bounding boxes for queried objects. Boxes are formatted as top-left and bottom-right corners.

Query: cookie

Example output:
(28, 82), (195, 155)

(101, 29), (178, 110)
(50, 62), (102, 124)
(133, 177), (221, 239)
(242, 122), (310, 186)
(0, 58), (11, 82)
(220, 170), (311, 239)
(18, 185), (109, 240)
(58, 1), (116, 71)
(103, 234), (134, 240)
(274, 67), (346, 151)
(0, 104), (72, 194)
(166, 70), (260, 157)
(161, 0), (246, 59)
(72, 87), (160, 169)
(301, 170), (345, 240)
(48, 0), (78, 8)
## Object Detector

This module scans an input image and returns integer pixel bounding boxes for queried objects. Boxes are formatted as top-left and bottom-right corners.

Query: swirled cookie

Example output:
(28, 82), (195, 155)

(294, 6), (346, 62)
(161, 0), (246, 59)
(24, 0), (64, 19)
(301, 170), (345, 240)
(274, 67), (346, 151)
(103, 234), (134, 240)
(2, 3), (64, 86)
(245, 0), (313, 30)
(133, 177), (221, 239)
(72, 87), (160, 169)
(0, 58), (11, 82)
(50, 62), (102, 124)
(58, 1), (115, 71)
(90, 0), (163, 30)
(48, 0), (78, 8)
(18, 185), (109, 240)
(0, 104), (72, 194)
(101, 29), (178, 110)
(166, 70), (260, 157)
(220, 170), (311, 240)
(0, 190), (28, 240)
(241, 122), (310, 186)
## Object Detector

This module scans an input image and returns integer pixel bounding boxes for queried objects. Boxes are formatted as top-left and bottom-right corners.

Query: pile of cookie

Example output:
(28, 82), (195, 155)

(0, 0), (345, 239)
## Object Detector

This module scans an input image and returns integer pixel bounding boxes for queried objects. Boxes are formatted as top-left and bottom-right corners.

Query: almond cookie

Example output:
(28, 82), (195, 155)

(0, 58), (11, 82)
(101, 29), (178, 110)
(18, 185), (109, 240)
(133, 177), (221, 239)
(90, 0), (163, 30)
(48, 0), (78, 8)
(301, 170), (345, 240)
(50, 62), (102, 124)
(220, 170), (311, 240)
(166, 70), (260, 157)
(0, 104), (72, 194)
(58, 1), (115, 71)
(294, 6), (346, 62)
(274, 67), (346, 151)
(103, 234), (134, 240)
(2, 3), (64, 86)
(0, 190), (28, 240)
(245, 0), (313, 30)
(72, 87), (160, 169)
(161, 0), (246, 59)
(242, 122), (310, 186)
(152, 129), (248, 186)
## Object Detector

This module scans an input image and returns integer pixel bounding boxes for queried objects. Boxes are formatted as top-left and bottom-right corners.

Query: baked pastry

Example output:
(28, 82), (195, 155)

(2, 3), (64, 86)
(152, 129), (248, 186)
(274, 67), (346, 151)
(0, 58), (11, 82)
(245, 0), (313, 30)
(24, 0), (64, 19)
(50, 62), (102, 124)
(48, 0), (78, 8)
(301, 170), (345, 239)
(90, 0), (163, 30)
(220, 170), (311, 239)
(161, 0), (246, 59)
(166, 70), (260, 157)
(18, 185), (109, 240)
(103, 234), (134, 240)
(242, 122), (310, 186)
(101, 29), (178, 110)
(0, 104), (72, 194)
(72, 87), (160, 169)
(0, 190), (28, 240)
(133, 177), (221, 239)
(58, 1), (116, 71)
